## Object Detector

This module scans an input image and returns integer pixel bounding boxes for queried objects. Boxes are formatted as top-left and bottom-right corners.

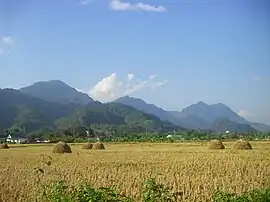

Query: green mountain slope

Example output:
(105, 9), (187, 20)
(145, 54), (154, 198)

(56, 102), (186, 132)
(0, 89), (185, 135)
(0, 89), (76, 133)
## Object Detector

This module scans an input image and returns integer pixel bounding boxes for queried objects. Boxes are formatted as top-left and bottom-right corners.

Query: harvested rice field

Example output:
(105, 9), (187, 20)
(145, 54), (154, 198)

(0, 141), (269, 201)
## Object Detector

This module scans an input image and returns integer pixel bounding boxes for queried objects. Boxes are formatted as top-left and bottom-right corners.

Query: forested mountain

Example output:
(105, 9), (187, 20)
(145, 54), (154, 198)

(114, 96), (183, 125)
(1, 80), (269, 136)
(114, 97), (265, 132)
(0, 89), (185, 136)
(0, 88), (77, 134)
(210, 118), (257, 133)
(20, 80), (93, 105)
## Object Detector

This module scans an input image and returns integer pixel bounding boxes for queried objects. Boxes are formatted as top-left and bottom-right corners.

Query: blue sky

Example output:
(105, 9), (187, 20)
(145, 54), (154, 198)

(0, 0), (270, 124)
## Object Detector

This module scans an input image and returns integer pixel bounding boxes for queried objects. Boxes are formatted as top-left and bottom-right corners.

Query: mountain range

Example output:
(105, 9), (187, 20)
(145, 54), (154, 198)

(1, 80), (269, 135)
(114, 96), (268, 132)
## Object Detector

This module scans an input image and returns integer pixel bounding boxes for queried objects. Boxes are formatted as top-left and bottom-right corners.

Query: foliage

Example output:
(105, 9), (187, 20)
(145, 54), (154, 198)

(1, 89), (184, 136)
(37, 174), (270, 202)
(43, 181), (134, 202)
(213, 187), (270, 202)
(141, 178), (177, 202)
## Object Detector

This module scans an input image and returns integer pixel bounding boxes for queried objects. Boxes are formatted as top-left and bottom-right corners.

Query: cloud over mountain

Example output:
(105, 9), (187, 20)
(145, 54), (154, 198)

(89, 73), (167, 102)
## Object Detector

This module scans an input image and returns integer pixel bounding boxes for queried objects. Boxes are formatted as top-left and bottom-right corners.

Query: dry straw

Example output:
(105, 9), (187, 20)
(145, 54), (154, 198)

(82, 142), (93, 149)
(52, 141), (72, 153)
(92, 142), (105, 150)
(0, 143), (9, 149)
(233, 139), (252, 150)
(208, 139), (225, 149)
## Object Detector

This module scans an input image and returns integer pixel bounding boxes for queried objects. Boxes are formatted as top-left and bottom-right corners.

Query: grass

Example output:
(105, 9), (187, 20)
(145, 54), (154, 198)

(0, 141), (269, 201)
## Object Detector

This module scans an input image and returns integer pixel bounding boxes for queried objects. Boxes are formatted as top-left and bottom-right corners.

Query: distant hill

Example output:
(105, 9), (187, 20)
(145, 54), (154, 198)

(56, 101), (186, 132)
(114, 96), (183, 126)
(170, 101), (248, 125)
(20, 80), (93, 105)
(0, 88), (76, 133)
(249, 122), (270, 132)
(114, 97), (261, 132)
(210, 118), (257, 133)
(0, 89), (185, 135)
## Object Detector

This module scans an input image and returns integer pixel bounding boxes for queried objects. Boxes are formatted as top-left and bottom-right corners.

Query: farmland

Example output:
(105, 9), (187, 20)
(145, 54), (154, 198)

(0, 141), (270, 201)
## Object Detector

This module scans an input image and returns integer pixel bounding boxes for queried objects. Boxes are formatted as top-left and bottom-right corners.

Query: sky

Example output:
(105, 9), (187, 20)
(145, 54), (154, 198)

(0, 0), (270, 124)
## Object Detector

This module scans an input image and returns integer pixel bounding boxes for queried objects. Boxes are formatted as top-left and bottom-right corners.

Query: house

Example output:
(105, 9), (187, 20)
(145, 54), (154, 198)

(34, 138), (50, 143)
(6, 135), (28, 144)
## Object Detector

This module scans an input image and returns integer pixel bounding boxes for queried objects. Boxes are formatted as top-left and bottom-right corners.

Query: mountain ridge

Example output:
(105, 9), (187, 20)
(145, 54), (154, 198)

(0, 88), (186, 135)
(19, 80), (93, 105)
(114, 96), (269, 132)
(2, 80), (269, 133)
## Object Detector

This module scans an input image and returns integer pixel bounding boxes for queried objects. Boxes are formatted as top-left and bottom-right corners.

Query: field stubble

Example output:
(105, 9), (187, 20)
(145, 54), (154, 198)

(0, 141), (269, 201)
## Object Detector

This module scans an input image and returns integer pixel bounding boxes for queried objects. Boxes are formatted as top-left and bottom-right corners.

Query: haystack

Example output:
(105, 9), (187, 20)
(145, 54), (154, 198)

(82, 142), (93, 149)
(233, 139), (252, 150)
(52, 141), (72, 153)
(92, 142), (105, 150)
(0, 143), (9, 149)
(208, 139), (225, 149)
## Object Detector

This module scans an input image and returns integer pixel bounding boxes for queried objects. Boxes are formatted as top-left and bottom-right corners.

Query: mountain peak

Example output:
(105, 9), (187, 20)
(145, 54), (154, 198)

(19, 80), (93, 105)
(196, 101), (208, 106)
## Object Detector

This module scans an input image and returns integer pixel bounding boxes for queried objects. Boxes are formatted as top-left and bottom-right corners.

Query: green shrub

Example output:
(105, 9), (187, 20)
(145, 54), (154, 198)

(42, 180), (134, 202)
(141, 178), (177, 202)
(213, 187), (270, 202)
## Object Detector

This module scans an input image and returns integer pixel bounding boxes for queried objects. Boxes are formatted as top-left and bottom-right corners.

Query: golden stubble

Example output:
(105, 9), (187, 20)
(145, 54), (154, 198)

(0, 141), (269, 202)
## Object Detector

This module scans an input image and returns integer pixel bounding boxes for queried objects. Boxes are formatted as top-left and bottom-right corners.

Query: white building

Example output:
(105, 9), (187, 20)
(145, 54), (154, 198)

(6, 135), (27, 144)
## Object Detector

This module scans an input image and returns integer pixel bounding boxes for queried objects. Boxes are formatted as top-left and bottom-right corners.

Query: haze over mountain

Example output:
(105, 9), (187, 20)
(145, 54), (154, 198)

(114, 96), (270, 132)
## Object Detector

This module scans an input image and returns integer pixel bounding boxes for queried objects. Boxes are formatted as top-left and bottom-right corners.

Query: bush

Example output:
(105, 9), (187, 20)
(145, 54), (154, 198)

(213, 187), (270, 202)
(141, 178), (178, 202)
(43, 180), (134, 202)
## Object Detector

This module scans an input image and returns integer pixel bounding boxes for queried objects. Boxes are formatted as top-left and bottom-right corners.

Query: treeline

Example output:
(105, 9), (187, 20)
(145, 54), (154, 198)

(2, 124), (270, 143)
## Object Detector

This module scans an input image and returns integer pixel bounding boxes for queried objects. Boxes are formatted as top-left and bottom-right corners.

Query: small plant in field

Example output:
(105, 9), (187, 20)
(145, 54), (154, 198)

(213, 187), (270, 202)
(40, 181), (135, 202)
(141, 178), (177, 202)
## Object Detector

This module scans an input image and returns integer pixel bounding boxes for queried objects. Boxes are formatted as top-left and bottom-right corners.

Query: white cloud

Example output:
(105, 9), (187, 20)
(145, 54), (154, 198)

(110, 0), (167, 12)
(0, 36), (15, 56)
(78, 0), (96, 5)
(89, 73), (167, 101)
(238, 109), (252, 118)
(127, 73), (134, 81)
(2, 36), (15, 45)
